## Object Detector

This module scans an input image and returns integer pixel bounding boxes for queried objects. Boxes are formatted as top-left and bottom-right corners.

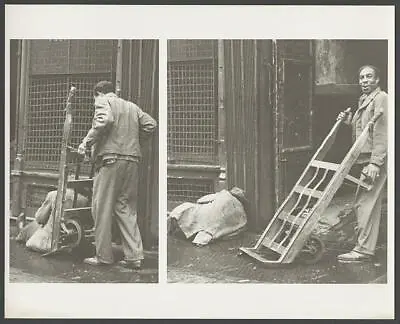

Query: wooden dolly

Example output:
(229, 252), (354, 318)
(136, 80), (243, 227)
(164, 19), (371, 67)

(43, 86), (95, 257)
(239, 111), (383, 265)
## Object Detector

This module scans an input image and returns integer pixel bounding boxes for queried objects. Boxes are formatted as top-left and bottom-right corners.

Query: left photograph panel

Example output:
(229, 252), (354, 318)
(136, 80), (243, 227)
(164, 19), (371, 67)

(9, 39), (159, 283)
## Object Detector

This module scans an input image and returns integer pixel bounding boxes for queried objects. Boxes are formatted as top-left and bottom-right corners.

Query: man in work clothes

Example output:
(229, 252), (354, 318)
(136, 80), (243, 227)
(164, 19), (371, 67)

(78, 81), (157, 269)
(337, 65), (387, 263)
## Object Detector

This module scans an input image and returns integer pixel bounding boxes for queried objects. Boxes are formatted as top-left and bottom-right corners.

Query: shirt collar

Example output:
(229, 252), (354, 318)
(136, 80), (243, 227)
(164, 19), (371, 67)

(360, 86), (381, 102)
(357, 86), (381, 110)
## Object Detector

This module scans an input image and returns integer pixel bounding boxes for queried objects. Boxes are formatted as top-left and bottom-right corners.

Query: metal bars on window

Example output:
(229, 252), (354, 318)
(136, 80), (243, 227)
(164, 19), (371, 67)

(24, 40), (116, 171)
(25, 74), (113, 171)
(167, 177), (214, 204)
(167, 40), (218, 164)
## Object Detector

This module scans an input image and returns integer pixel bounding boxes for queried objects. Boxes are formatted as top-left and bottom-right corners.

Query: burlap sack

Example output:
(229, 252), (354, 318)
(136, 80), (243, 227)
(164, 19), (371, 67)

(25, 223), (52, 253)
(15, 221), (41, 243)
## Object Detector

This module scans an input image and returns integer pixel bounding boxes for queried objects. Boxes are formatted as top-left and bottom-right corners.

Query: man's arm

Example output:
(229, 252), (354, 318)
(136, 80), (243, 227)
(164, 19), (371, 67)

(370, 93), (388, 167)
(137, 105), (157, 140)
(362, 92), (388, 183)
(337, 107), (353, 125)
(80, 97), (114, 149)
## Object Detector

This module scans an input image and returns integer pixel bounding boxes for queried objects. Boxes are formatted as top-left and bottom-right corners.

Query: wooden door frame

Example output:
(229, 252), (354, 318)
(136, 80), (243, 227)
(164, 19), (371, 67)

(272, 40), (314, 207)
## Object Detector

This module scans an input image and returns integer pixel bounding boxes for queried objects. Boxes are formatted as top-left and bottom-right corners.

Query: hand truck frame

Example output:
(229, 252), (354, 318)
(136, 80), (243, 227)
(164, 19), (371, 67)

(239, 111), (383, 265)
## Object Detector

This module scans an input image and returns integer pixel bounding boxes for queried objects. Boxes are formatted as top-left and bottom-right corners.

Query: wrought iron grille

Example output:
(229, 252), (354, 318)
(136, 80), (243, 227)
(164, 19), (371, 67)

(25, 74), (113, 171)
(167, 177), (214, 204)
(24, 39), (116, 172)
(26, 185), (55, 208)
(167, 40), (218, 164)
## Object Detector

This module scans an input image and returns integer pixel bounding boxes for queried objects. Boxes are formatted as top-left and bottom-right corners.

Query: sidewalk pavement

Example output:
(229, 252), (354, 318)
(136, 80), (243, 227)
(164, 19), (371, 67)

(9, 225), (158, 283)
(167, 195), (387, 284)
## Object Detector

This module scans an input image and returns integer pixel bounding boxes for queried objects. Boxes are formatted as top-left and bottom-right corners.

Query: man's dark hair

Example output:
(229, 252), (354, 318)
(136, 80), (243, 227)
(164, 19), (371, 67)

(93, 80), (115, 96)
(358, 65), (381, 80)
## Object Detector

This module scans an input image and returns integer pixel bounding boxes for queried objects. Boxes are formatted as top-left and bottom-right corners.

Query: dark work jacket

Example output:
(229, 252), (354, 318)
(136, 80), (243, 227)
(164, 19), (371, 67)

(82, 93), (157, 161)
(351, 87), (388, 166)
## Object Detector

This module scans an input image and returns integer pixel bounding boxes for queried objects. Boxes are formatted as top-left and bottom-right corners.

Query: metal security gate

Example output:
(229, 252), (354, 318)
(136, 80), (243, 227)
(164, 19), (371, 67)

(25, 40), (117, 173)
(167, 40), (219, 206)
(167, 177), (215, 205)
(167, 40), (218, 164)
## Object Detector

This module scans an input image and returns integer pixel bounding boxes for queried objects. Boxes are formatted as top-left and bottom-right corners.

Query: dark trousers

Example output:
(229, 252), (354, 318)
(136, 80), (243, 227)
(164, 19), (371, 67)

(92, 159), (143, 263)
(351, 163), (387, 256)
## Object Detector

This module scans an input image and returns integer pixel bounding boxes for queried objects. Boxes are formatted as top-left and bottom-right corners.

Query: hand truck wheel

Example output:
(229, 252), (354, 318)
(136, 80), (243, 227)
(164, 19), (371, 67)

(60, 218), (83, 249)
(297, 235), (325, 265)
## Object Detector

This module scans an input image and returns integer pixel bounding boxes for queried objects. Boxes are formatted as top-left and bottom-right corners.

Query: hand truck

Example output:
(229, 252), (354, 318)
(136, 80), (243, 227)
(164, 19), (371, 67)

(239, 111), (383, 265)
(42, 86), (95, 257)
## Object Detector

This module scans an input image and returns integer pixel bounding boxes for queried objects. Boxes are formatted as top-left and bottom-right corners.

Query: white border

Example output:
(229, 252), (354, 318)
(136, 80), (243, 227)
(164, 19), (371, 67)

(4, 5), (395, 319)
(159, 38), (168, 284)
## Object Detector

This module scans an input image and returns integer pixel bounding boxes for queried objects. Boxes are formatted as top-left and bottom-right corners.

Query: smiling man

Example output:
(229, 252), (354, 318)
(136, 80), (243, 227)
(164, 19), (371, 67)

(337, 65), (388, 263)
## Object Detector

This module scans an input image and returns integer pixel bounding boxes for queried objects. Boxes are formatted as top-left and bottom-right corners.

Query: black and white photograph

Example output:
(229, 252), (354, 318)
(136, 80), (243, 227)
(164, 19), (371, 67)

(9, 39), (159, 283)
(167, 39), (389, 284)
(5, 4), (395, 320)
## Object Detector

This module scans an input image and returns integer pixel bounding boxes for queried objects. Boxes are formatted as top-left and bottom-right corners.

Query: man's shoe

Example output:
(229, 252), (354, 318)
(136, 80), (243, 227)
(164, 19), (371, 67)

(337, 250), (372, 263)
(118, 259), (142, 270)
(83, 257), (111, 266)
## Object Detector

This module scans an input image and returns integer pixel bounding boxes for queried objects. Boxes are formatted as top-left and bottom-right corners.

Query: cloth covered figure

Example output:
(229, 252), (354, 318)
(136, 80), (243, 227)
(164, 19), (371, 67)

(168, 187), (248, 246)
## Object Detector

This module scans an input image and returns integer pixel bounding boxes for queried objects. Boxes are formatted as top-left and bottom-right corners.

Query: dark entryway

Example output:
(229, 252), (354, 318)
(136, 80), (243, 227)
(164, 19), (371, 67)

(313, 40), (388, 167)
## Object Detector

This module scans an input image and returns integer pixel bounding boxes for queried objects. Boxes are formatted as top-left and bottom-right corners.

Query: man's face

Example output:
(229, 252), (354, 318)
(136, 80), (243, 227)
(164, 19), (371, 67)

(359, 66), (379, 94)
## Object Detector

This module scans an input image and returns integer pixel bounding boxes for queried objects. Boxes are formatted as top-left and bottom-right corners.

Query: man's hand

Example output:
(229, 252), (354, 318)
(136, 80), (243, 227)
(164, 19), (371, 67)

(78, 143), (86, 156)
(361, 163), (380, 183)
(337, 107), (352, 124)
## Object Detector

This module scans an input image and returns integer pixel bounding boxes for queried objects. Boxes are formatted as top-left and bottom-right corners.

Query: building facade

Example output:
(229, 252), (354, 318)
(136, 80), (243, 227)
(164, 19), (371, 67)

(167, 39), (388, 231)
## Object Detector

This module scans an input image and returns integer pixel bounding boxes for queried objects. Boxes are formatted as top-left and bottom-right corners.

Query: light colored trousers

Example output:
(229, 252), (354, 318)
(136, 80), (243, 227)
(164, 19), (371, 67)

(92, 159), (144, 263)
(353, 163), (387, 256)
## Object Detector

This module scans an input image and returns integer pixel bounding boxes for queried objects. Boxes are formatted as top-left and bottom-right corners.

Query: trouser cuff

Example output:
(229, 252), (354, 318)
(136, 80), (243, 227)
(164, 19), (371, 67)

(353, 247), (374, 256)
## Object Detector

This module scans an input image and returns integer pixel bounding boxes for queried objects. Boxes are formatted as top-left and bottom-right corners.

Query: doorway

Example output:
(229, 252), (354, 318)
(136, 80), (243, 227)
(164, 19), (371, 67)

(313, 40), (388, 166)
(273, 40), (314, 206)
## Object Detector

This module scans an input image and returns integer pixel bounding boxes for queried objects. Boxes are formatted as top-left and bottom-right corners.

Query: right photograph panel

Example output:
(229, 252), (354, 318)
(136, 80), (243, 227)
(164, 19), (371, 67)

(167, 39), (388, 284)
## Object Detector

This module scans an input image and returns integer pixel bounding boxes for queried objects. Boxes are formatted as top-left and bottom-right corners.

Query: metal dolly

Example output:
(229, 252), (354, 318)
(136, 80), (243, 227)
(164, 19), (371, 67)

(239, 110), (383, 265)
